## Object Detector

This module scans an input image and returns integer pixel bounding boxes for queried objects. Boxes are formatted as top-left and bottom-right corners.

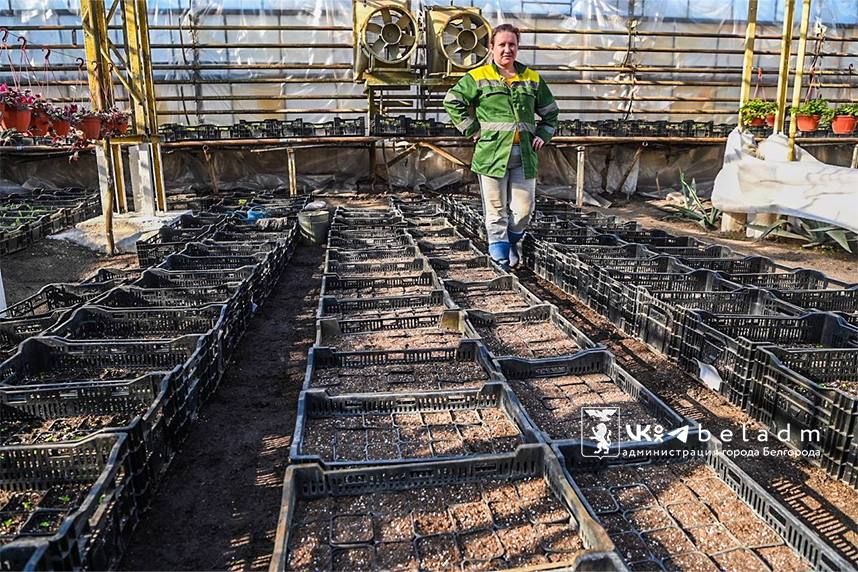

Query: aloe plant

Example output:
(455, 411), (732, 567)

(748, 218), (857, 253)
(664, 174), (722, 230)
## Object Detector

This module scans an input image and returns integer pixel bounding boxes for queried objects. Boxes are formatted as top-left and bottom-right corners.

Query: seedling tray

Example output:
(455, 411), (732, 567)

(320, 271), (442, 300)
(1, 282), (117, 320)
(327, 233), (414, 250)
(317, 290), (452, 320)
(315, 310), (476, 352)
(445, 275), (542, 313)
(324, 257), (429, 277)
(432, 256), (507, 283)
(324, 246), (421, 263)
(726, 268), (844, 290)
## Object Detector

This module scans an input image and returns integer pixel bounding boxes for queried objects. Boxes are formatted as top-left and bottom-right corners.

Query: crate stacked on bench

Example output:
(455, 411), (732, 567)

(0, 210), (299, 569)
(0, 188), (102, 255)
(440, 192), (858, 488)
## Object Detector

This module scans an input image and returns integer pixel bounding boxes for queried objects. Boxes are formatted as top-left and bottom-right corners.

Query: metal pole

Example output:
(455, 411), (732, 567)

(738, 0), (760, 129)
(851, 144), (858, 169)
(576, 146), (586, 207)
(774, 0), (797, 133)
(787, 0), (814, 162)
(287, 148), (298, 197)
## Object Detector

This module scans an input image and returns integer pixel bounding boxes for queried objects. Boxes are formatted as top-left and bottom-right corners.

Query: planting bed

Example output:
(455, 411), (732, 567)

(436, 264), (503, 283)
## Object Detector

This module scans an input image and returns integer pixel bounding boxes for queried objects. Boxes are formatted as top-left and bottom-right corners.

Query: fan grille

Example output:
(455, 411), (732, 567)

(362, 6), (417, 64)
(441, 12), (491, 69)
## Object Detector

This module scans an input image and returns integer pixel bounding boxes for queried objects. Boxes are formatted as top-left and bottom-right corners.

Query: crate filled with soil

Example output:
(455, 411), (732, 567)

(320, 272), (442, 300)
(271, 445), (621, 572)
(303, 341), (499, 395)
(293, 383), (538, 465)
(496, 350), (684, 444)
(0, 435), (139, 571)
(556, 438), (851, 572)
(468, 306), (596, 359)
(325, 246), (421, 265)
(324, 257), (429, 277)
(315, 311), (474, 352)
(46, 305), (227, 341)
(318, 296), (449, 320)
(94, 284), (241, 309)
(327, 234), (415, 250)
(433, 256), (506, 283)
(446, 276), (541, 313)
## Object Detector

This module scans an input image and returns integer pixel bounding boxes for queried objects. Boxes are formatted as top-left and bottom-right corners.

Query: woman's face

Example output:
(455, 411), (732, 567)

(491, 31), (518, 68)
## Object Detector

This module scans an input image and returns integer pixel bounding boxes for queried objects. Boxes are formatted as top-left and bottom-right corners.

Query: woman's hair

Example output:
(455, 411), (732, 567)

(491, 23), (521, 46)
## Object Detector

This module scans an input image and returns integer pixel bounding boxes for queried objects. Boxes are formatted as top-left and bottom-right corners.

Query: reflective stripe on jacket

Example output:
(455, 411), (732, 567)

(443, 61), (559, 179)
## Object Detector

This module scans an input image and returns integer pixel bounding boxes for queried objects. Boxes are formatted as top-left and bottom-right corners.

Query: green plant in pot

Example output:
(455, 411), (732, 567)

(831, 103), (858, 135)
(790, 99), (833, 133)
(740, 99), (777, 128)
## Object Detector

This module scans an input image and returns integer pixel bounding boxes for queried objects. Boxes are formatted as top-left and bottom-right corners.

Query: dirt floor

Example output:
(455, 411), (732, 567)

(516, 268), (858, 564)
(600, 200), (858, 284)
(119, 243), (323, 571)
(1, 239), (137, 305)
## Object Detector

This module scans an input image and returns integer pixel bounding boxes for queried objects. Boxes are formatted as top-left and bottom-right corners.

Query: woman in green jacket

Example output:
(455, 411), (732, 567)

(443, 23), (559, 269)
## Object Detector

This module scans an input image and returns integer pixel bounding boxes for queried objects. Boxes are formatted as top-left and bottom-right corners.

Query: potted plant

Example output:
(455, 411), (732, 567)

(73, 107), (102, 140)
(740, 99), (777, 128)
(1, 87), (34, 132)
(29, 95), (53, 137)
(790, 98), (833, 133)
(48, 104), (77, 138)
(831, 103), (858, 135)
(103, 107), (130, 136)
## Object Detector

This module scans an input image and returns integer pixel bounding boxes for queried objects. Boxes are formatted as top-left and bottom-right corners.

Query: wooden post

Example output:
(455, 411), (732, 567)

(287, 147), (298, 197)
(787, 0), (814, 162)
(851, 143), (858, 169)
(773, 0), (797, 133)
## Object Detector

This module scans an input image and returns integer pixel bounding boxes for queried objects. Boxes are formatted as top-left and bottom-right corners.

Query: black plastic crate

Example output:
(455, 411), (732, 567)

(302, 340), (502, 395)
(770, 286), (858, 316)
(136, 226), (215, 267)
(317, 290), (451, 320)
(678, 311), (858, 409)
(496, 349), (686, 447)
(270, 444), (622, 572)
(0, 371), (180, 507)
(0, 312), (68, 360)
(636, 287), (802, 357)
(327, 233), (415, 250)
(324, 257), (429, 277)
(81, 267), (141, 285)
(320, 271), (443, 301)
(315, 310), (476, 352)
(554, 437), (851, 572)
(466, 305), (598, 360)
(158, 251), (269, 273)
(754, 346), (858, 484)
(611, 230), (704, 249)
(0, 283), (116, 320)
(291, 382), (540, 466)
(324, 246), (421, 264)
(444, 275), (542, 313)
(678, 255), (787, 274)
(0, 434), (139, 571)
(93, 284), (241, 309)
(727, 268), (844, 290)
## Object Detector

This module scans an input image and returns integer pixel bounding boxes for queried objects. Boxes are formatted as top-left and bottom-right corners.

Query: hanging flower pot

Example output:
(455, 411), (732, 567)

(749, 117), (766, 127)
(52, 119), (71, 137)
(795, 114), (821, 133)
(831, 115), (857, 135)
(2, 107), (32, 132)
(29, 110), (52, 137)
(0, 101), (5, 124)
(75, 116), (103, 140)
(765, 114), (776, 127)
(115, 116), (129, 134)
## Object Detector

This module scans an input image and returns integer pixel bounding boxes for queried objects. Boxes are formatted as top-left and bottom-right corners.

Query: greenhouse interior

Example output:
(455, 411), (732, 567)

(0, 0), (857, 570)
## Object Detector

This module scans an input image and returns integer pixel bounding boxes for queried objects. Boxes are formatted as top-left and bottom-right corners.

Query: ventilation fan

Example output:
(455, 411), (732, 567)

(361, 6), (417, 64)
(441, 12), (491, 68)
(353, 0), (418, 82)
(425, 7), (492, 78)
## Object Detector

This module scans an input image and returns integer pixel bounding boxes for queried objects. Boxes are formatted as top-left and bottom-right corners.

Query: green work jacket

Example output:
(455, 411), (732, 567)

(443, 61), (559, 179)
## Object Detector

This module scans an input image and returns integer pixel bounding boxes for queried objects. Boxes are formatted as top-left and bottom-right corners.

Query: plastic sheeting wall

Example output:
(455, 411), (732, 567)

(1, 1), (857, 125)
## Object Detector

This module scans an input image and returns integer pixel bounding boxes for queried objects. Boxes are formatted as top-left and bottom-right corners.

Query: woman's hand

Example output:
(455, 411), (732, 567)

(532, 136), (545, 151)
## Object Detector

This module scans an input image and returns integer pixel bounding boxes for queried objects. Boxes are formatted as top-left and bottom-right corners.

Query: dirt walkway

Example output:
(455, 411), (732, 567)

(119, 243), (323, 571)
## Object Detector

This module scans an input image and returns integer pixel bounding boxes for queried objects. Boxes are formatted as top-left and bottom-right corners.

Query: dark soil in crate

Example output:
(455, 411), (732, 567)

(516, 268), (858, 563)
(452, 291), (533, 313)
(0, 485), (89, 542)
(508, 373), (661, 441)
(309, 362), (489, 395)
(19, 367), (138, 385)
(427, 251), (480, 263)
(475, 321), (581, 359)
(0, 413), (139, 446)
(285, 477), (584, 570)
(572, 460), (809, 571)
(335, 269), (426, 278)
(824, 379), (857, 399)
(120, 244), (323, 571)
(330, 328), (462, 352)
(302, 408), (523, 463)
(437, 267), (502, 282)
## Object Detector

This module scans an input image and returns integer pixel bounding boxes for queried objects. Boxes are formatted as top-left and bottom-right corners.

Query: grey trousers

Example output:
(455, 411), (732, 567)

(478, 145), (537, 249)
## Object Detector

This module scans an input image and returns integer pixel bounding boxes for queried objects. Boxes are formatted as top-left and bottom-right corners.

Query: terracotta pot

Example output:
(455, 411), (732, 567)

(29, 110), (52, 136)
(749, 117), (766, 127)
(52, 119), (71, 137)
(76, 116), (102, 140)
(765, 114), (776, 127)
(1, 107), (32, 132)
(115, 117), (129, 134)
(831, 115), (857, 135)
(795, 114), (821, 133)
(0, 102), (5, 124)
